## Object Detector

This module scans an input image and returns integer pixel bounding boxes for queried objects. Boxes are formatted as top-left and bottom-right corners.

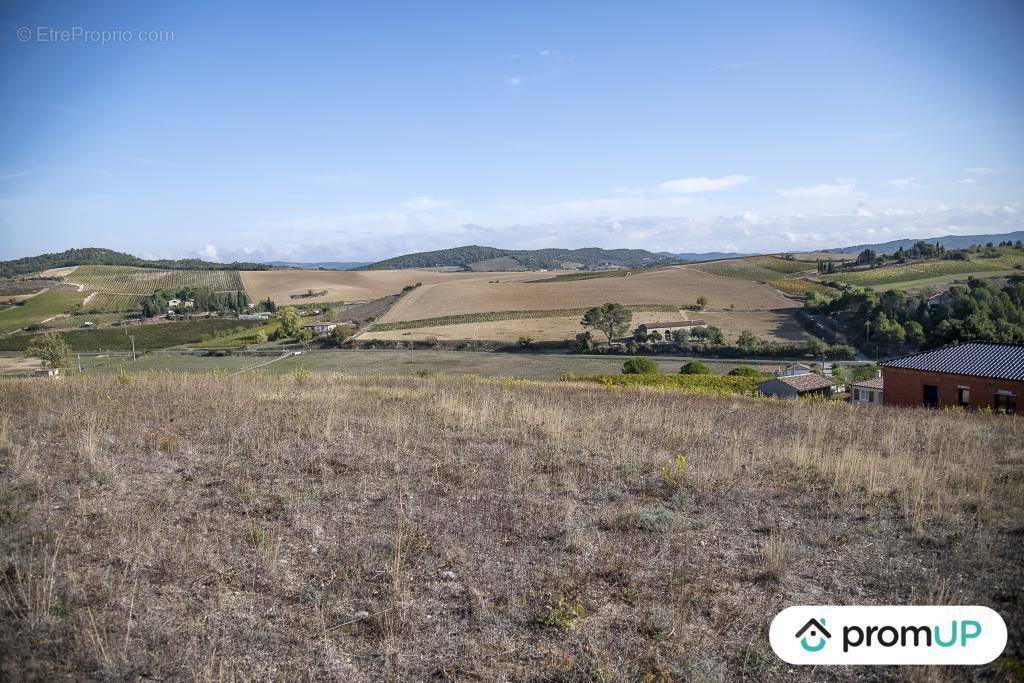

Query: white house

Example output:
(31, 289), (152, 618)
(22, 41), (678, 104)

(239, 312), (273, 320)
(850, 376), (884, 405)
(782, 363), (812, 376)
(302, 321), (338, 333)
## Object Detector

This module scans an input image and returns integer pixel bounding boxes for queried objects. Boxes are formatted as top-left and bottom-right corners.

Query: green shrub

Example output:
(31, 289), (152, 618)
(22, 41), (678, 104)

(680, 360), (710, 375)
(727, 365), (761, 377)
(622, 357), (660, 374)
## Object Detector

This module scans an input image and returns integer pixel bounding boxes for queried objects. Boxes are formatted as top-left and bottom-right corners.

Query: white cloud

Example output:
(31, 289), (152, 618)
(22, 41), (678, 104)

(197, 244), (221, 261)
(505, 76), (522, 86)
(657, 174), (751, 194)
(966, 166), (999, 176)
(778, 178), (862, 201)
(539, 49), (555, 57)
(960, 178), (977, 185)
(403, 195), (452, 210)
(888, 177), (917, 190)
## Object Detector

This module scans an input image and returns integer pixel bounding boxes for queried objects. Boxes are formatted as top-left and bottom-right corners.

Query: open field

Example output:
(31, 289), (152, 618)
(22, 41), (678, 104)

(820, 254), (1024, 288)
(686, 256), (811, 281)
(0, 290), (86, 334)
(240, 269), (535, 305)
(868, 271), (1019, 293)
(0, 349), (794, 379)
(0, 318), (263, 352)
(383, 266), (796, 323)
(363, 309), (806, 343)
(1, 373), (1020, 679)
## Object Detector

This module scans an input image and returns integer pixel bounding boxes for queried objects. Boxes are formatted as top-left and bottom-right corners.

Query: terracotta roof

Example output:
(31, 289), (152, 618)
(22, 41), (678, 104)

(851, 376), (884, 390)
(765, 373), (836, 392)
(880, 342), (1024, 381)
(642, 320), (706, 329)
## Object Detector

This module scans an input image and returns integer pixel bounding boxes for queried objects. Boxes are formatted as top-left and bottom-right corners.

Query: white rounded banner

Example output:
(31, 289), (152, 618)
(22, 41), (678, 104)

(769, 605), (1007, 665)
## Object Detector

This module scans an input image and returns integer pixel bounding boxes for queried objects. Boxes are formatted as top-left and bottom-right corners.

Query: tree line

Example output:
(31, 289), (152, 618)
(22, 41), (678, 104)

(0, 247), (271, 278)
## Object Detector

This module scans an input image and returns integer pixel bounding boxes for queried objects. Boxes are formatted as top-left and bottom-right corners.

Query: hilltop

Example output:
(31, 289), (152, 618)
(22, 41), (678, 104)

(832, 230), (1024, 255)
(0, 248), (271, 278)
(357, 245), (693, 271)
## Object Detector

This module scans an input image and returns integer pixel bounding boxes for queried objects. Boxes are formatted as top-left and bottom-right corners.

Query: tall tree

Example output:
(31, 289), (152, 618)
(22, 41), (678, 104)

(580, 303), (632, 345)
(26, 333), (71, 369)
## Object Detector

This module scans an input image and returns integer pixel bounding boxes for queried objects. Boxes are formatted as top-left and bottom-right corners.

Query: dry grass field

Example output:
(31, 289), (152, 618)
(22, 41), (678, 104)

(240, 269), (539, 305)
(382, 266), (796, 324)
(362, 309), (806, 343)
(2, 374), (1021, 680)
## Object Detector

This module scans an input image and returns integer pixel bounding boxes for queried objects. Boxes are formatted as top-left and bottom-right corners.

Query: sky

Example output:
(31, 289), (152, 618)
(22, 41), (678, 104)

(1, 0), (1023, 263)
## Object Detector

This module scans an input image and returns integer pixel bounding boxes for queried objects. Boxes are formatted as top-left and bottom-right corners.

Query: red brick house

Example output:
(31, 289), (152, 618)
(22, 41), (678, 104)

(879, 342), (1024, 414)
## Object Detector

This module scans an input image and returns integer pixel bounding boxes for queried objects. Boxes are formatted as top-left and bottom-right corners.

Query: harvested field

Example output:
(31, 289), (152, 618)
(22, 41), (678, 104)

(240, 269), (537, 306)
(383, 266), (795, 323)
(1, 374), (1021, 680)
(695, 310), (806, 342)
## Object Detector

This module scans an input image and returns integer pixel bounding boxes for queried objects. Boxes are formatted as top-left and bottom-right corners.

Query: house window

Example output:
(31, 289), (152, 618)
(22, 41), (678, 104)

(994, 393), (1017, 415)
(853, 388), (860, 401)
(923, 384), (938, 408)
(868, 391), (875, 403)
(958, 387), (970, 407)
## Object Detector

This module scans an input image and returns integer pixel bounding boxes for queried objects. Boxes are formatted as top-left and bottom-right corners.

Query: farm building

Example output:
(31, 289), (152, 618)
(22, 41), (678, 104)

(239, 312), (273, 320)
(758, 373), (837, 399)
(851, 376), (884, 405)
(33, 368), (60, 377)
(782, 363), (812, 376)
(635, 320), (707, 338)
(302, 321), (338, 333)
(879, 342), (1024, 413)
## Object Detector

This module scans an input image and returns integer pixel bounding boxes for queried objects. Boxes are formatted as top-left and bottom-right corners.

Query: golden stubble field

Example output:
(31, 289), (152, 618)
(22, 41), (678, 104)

(240, 269), (542, 305)
(361, 309), (806, 343)
(381, 266), (797, 323)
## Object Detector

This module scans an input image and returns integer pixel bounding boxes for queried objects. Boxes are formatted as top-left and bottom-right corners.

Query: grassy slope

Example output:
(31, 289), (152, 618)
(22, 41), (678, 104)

(0, 291), (86, 333)
(0, 374), (1020, 680)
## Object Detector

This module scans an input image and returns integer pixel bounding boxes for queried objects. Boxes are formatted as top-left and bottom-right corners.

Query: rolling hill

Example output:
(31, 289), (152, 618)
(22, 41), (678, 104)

(832, 230), (1024, 255)
(358, 245), (692, 271)
(0, 247), (270, 278)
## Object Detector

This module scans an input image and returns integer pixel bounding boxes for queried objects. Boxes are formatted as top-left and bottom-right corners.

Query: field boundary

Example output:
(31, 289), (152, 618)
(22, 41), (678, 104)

(368, 304), (681, 332)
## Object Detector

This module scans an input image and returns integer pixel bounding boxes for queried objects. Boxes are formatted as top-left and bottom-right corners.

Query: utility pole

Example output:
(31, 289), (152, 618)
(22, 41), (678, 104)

(130, 335), (136, 362)
(77, 353), (82, 373)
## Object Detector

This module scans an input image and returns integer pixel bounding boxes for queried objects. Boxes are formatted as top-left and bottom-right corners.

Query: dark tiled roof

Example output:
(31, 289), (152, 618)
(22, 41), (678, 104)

(762, 373), (836, 392)
(851, 376), (884, 390)
(880, 342), (1024, 381)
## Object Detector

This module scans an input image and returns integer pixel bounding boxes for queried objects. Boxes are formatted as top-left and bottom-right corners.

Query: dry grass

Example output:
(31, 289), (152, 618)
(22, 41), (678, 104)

(240, 269), (539, 306)
(1, 374), (1022, 680)
(383, 266), (796, 323)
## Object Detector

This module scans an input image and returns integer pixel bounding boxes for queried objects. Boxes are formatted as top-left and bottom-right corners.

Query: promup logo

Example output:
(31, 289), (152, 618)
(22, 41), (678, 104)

(795, 618), (831, 652)
(770, 606), (1006, 665)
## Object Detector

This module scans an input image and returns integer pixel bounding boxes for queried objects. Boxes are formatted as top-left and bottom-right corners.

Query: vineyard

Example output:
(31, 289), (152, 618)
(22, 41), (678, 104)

(68, 265), (245, 294)
(819, 253), (1024, 287)
(0, 318), (263, 352)
(767, 278), (835, 298)
(687, 256), (812, 282)
(367, 304), (681, 332)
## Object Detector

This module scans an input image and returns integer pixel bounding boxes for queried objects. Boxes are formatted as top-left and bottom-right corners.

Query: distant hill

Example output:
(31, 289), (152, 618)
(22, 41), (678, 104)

(0, 247), (272, 278)
(358, 245), (743, 271)
(833, 231), (1024, 255)
(265, 260), (369, 270)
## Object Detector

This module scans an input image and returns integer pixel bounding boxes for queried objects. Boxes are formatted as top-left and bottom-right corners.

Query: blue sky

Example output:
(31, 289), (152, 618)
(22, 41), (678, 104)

(1, 0), (1022, 262)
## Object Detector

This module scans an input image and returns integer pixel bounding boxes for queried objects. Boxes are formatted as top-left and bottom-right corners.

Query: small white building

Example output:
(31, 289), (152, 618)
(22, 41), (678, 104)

(302, 321), (338, 333)
(239, 312), (273, 320)
(33, 368), (60, 377)
(782, 363), (812, 376)
(850, 376), (884, 405)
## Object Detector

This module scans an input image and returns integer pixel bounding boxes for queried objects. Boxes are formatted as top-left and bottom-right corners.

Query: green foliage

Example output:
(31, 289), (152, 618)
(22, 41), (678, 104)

(736, 330), (761, 350)
(727, 365), (762, 377)
(695, 295), (708, 310)
(679, 360), (710, 375)
(622, 356), (660, 375)
(541, 597), (584, 630)
(331, 325), (352, 346)
(277, 306), (303, 337)
(580, 303), (633, 345)
(26, 332), (71, 369)
(659, 454), (688, 491)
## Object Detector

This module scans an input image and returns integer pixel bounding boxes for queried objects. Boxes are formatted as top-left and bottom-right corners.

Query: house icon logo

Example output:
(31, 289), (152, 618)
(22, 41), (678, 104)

(796, 618), (831, 652)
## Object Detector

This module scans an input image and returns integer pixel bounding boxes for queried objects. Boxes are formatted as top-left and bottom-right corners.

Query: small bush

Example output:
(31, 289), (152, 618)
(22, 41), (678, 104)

(727, 365), (761, 377)
(680, 361), (710, 375)
(622, 357), (660, 375)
